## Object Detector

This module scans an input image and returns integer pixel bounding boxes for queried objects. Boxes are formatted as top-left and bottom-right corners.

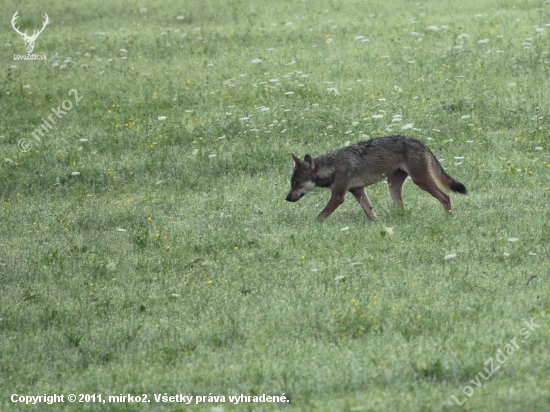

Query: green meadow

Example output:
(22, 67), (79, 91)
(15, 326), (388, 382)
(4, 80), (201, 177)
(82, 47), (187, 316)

(1, 0), (549, 410)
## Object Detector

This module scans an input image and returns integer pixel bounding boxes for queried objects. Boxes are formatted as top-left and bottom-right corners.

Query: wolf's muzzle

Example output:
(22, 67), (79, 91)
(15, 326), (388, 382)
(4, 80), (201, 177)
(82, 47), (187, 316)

(285, 192), (303, 202)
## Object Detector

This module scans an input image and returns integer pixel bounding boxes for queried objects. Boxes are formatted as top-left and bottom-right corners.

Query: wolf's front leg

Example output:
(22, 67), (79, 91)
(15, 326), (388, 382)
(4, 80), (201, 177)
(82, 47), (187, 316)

(349, 187), (377, 220)
(317, 191), (346, 221)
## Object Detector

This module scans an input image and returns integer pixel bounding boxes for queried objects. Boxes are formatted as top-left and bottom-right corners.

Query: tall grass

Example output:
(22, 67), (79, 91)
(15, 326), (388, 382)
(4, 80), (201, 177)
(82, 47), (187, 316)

(1, 0), (549, 410)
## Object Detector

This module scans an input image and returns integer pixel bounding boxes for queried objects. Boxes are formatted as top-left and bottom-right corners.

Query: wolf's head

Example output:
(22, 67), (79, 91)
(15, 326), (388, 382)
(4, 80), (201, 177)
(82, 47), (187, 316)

(285, 154), (317, 202)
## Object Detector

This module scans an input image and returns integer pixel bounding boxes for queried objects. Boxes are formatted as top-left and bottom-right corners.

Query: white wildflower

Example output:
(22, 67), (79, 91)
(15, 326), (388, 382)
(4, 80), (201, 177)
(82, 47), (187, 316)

(444, 253), (457, 260)
(158, 116), (167, 121)
(251, 58), (262, 64)
(401, 123), (414, 130)
(478, 39), (489, 44)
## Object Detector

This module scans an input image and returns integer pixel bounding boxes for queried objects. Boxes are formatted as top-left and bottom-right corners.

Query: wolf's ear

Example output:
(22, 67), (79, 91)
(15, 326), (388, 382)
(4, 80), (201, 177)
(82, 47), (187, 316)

(303, 154), (315, 170)
(292, 154), (302, 166)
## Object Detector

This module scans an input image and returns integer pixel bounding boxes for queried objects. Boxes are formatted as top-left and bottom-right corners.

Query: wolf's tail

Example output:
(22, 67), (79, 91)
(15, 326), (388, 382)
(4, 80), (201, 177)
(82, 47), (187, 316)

(427, 151), (468, 194)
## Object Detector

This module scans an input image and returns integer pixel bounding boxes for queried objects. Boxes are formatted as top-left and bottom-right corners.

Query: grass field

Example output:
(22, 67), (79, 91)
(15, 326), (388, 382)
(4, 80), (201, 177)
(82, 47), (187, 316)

(1, 0), (550, 410)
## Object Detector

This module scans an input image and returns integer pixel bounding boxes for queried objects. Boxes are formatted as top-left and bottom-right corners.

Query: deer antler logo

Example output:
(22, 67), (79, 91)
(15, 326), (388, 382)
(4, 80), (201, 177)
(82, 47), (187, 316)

(11, 11), (49, 54)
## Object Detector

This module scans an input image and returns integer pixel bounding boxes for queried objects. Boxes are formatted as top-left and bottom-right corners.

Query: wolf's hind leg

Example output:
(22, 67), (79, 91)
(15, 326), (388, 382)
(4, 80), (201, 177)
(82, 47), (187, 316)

(411, 177), (452, 214)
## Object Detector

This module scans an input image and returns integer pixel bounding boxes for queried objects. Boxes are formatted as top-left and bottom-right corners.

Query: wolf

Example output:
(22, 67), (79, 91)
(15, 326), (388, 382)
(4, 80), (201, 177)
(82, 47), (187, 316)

(285, 135), (467, 220)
